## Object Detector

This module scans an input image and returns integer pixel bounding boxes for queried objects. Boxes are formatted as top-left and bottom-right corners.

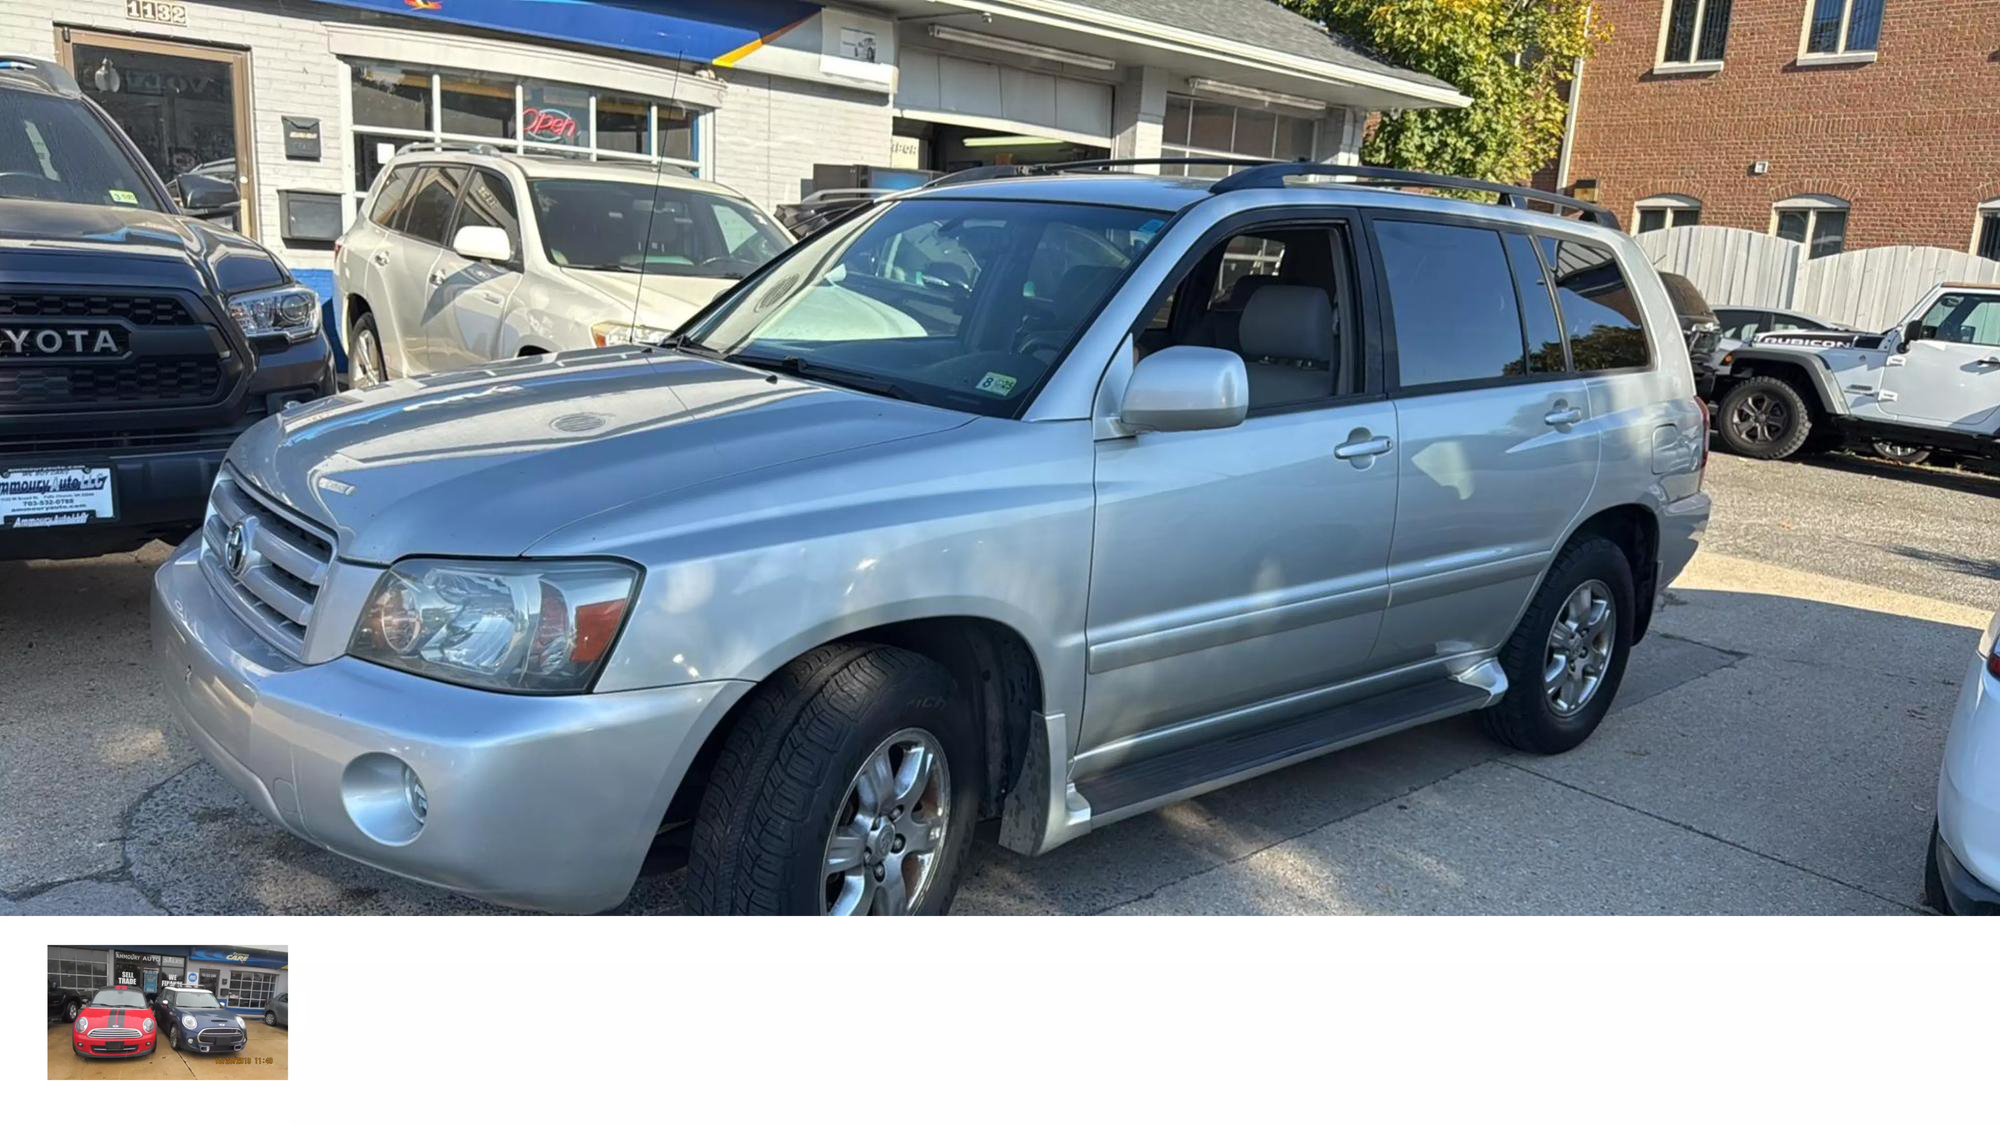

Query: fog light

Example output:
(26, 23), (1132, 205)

(404, 764), (428, 823)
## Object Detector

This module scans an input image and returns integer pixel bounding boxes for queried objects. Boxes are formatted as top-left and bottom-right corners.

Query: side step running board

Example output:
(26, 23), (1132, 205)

(1076, 677), (1497, 827)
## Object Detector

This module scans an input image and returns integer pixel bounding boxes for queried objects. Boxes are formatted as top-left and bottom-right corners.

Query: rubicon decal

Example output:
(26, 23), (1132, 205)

(0, 325), (127, 359)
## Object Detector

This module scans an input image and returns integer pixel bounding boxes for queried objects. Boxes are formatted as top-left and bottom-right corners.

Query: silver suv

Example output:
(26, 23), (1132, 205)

(153, 162), (1712, 915)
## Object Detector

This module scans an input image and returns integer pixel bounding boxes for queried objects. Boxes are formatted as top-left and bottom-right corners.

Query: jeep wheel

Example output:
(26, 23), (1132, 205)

(65, 999), (80, 1023)
(1870, 440), (1931, 465)
(686, 643), (979, 915)
(1714, 375), (1813, 459)
(1480, 536), (1635, 755)
(349, 311), (387, 389)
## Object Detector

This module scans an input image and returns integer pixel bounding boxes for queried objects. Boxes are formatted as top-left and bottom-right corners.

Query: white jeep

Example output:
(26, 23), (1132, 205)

(1708, 283), (2000, 464)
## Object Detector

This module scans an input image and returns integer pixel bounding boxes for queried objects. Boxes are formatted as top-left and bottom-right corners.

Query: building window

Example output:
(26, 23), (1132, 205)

(347, 61), (702, 197)
(1773, 195), (1848, 258)
(1976, 201), (2000, 262)
(214, 967), (277, 1010)
(49, 955), (106, 993)
(1160, 93), (1318, 178)
(1661, 0), (1733, 65)
(1803, 0), (1883, 56)
(1635, 194), (1702, 232)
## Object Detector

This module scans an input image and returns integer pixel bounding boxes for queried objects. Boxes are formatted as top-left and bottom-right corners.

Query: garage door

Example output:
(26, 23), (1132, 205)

(896, 48), (1112, 144)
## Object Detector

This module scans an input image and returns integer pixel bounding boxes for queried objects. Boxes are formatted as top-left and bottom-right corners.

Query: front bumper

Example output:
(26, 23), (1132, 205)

(0, 443), (227, 560)
(152, 537), (748, 912)
(74, 1034), (155, 1057)
(1936, 652), (2000, 911)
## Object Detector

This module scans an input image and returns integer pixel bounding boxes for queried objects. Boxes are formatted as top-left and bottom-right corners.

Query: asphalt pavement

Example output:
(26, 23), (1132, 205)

(2, 450), (1992, 915)
(45, 1021), (287, 1080)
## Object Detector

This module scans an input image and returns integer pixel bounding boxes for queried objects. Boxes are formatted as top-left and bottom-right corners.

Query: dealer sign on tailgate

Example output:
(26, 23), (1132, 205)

(0, 466), (115, 528)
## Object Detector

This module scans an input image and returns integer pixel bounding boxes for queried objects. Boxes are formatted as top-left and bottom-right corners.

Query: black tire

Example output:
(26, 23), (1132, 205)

(1713, 374), (1814, 459)
(168, 1025), (182, 1052)
(264, 1010), (276, 1025)
(686, 642), (979, 915)
(349, 310), (387, 389)
(1871, 439), (1931, 466)
(1480, 536), (1636, 755)
(65, 1000), (80, 1023)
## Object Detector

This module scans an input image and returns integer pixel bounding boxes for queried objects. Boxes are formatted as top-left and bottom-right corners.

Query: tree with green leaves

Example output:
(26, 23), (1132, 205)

(1282, 0), (1606, 186)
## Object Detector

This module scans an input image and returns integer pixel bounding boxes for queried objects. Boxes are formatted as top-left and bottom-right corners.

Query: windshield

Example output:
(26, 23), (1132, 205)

(529, 177), (790, 277)
(89, 989), (148, 1008)
(683, 198), (1170, 417)
(0, 90), (162, 209)
(168, 990), (222, 1008)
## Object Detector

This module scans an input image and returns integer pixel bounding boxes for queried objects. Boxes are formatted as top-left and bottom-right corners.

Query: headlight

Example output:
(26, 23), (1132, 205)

(75, 1017), (88, 1033)
(350, 558), (639, 693)
(143, 1018), (155, 1032)
(591, 321), (675, 348)
(229, 282), (323, 343)
(235, 1016), (246, 1029)
(182, 1015), (196, 1029)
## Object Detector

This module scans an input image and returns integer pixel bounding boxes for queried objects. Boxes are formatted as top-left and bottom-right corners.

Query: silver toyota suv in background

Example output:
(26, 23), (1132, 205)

(154, 161), (1711, 915)
(334, 145), (791, 387)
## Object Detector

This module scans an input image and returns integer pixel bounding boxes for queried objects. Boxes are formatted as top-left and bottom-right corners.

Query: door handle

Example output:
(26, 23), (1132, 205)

(1333, 434), (1393, 461)
(370, 251), (389, 267)
(427, 269), (447, 287)
(1543, 406), (1584, 427)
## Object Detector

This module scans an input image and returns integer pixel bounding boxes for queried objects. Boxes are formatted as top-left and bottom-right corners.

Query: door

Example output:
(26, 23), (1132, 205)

(1080, 216), (1400, 763)
(430, 169), (526, 368)
(1366, 219), (1603, 669)
(376, 165), (461, 376)
(60, 28), (257, 235)
(1882, 291), (2000, 431)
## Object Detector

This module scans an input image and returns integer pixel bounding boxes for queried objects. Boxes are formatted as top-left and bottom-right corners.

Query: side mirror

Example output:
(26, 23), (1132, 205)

(451, 224), (514, 263)
(1898, 320), (1925, 352)
(1118, 345), (1249, 433)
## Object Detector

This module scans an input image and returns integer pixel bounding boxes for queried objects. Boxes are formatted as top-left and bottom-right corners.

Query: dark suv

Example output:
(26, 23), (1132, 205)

(0, 56), (334, 561)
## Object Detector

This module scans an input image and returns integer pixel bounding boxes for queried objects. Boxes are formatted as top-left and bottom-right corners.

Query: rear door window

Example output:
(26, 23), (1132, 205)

(447, 169), (521, 263)
(1375, 219), (1527, 388)
(1717, 309), (1763, 341)
(398, 166), (466, 244)
(366, 166), (416, 227)
(1539, 237), (1651, 371)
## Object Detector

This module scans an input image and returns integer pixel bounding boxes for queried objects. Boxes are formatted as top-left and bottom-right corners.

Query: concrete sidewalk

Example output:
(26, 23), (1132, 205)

(46, 1022), (288, 1080)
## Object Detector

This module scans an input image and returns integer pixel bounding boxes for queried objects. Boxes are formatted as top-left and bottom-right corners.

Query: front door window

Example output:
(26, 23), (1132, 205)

(1886, 293), (2000, 430)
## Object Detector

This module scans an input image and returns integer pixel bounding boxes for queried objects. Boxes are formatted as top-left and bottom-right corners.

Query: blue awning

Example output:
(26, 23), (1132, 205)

(312, 0), (820, 65)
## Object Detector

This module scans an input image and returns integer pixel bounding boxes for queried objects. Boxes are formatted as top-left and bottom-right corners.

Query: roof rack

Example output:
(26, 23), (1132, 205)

(1210, 162), (1621, 229)
(920, 156), (1619, 230)
(0, 55), (81, 97)
(394, 141), (505, 157)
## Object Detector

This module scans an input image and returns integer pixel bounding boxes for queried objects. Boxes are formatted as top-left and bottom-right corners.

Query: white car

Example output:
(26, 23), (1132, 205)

(1930, 610), (2000, 914)
(334, 147), (792, 385)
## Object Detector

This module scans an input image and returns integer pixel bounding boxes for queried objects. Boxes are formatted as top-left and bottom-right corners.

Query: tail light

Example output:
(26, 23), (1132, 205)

(1694, 397), (1711, 489)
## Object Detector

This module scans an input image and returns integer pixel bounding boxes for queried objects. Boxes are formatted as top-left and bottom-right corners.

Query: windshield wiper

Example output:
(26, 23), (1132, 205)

(662, 335), (725, 360)
(726, 353), (911, 401)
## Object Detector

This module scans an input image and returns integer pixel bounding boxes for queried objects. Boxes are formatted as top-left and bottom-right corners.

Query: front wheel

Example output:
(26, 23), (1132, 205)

(264, 1011), (276, 1025)
(65, 1000), (80, 1023)
(1481, 536), (1636, 755)
(168, 1025), (181, 1051)
(1714, 375), (1814, 460)
(686, 643), (980, 915)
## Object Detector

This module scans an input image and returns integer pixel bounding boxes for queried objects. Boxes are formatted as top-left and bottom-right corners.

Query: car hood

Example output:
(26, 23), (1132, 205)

(0, 199), (286, 295)
(173, 1010), (240, 1028)
(80, 1006), (151, 1026)
(231, 350), (970, 563)
(561, 268), (739, 329)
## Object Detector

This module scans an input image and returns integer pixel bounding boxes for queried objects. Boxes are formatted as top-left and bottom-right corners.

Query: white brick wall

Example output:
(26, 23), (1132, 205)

(713, 70), (892, 209)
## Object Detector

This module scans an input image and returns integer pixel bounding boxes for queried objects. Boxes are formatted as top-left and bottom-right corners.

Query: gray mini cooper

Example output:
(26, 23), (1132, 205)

(153, 161), (1711, 915)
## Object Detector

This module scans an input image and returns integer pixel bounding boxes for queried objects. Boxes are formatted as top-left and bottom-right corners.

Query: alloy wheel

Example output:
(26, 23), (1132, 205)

(265, 1011), (276, 1025)
(352, 327), (385, 388)
(1728, 391), (1788, 445)
(1544, 579), (1615, 717)
(66, 1001), (79, 1022)
(820, 727), (951, 915)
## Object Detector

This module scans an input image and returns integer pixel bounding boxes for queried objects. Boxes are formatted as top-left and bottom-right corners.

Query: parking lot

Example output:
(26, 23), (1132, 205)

(1, 452), (1992, 916)
(45, 1021), (287, 1080)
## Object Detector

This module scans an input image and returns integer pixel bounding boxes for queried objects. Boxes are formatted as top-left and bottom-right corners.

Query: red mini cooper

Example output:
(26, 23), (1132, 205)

(71, 986), (156, 1059)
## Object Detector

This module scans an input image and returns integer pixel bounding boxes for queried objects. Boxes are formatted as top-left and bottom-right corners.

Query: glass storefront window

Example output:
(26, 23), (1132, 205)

(352, 63), (432, 131)
(439, 70), (516, 139)
(520, 81), (589, 147)
(49, 956), (107, 993)
(596, 97), (649, 154)
(658, 104), (695, 162)
(216, 968), (276, 1009)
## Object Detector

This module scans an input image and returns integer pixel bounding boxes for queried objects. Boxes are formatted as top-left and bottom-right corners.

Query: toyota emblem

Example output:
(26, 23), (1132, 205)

(222, 521), (248, 575)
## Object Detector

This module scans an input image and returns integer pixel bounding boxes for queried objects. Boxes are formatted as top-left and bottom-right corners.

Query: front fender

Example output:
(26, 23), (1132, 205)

(1727, 346), (1850, 415)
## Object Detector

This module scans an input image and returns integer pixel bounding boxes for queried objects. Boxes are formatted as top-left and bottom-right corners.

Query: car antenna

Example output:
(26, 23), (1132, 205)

(628, 45), (687, 352)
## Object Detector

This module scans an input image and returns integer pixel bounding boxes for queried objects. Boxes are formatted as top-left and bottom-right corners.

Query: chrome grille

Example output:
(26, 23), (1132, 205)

(197, 1026), (243, 1042)
(201, 467), (334, 658)
(88, 1027), (142, 1039)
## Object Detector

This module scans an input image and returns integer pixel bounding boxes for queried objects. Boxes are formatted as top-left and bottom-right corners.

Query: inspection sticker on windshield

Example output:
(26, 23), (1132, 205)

(107, 189), (139, 206)
(0, 465), (115, 528)
(975, 372), (1018, 397)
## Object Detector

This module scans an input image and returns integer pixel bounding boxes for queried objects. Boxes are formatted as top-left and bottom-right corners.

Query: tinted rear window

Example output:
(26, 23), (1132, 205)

(367, 166), (415, 225)
(399, 166), (465, 243)
(1376, 219), (1526, 387)
(1540, 237), (1650, 372)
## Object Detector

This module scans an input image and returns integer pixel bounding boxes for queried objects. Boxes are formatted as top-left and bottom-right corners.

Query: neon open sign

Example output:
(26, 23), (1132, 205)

(521, 107), (580, 143)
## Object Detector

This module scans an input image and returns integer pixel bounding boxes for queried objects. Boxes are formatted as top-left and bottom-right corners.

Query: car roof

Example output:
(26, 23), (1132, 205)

(385, 149), (748, 200)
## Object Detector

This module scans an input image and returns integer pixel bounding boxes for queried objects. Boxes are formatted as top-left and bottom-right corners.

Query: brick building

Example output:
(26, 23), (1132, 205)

(1554, 0), (2000, 258)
